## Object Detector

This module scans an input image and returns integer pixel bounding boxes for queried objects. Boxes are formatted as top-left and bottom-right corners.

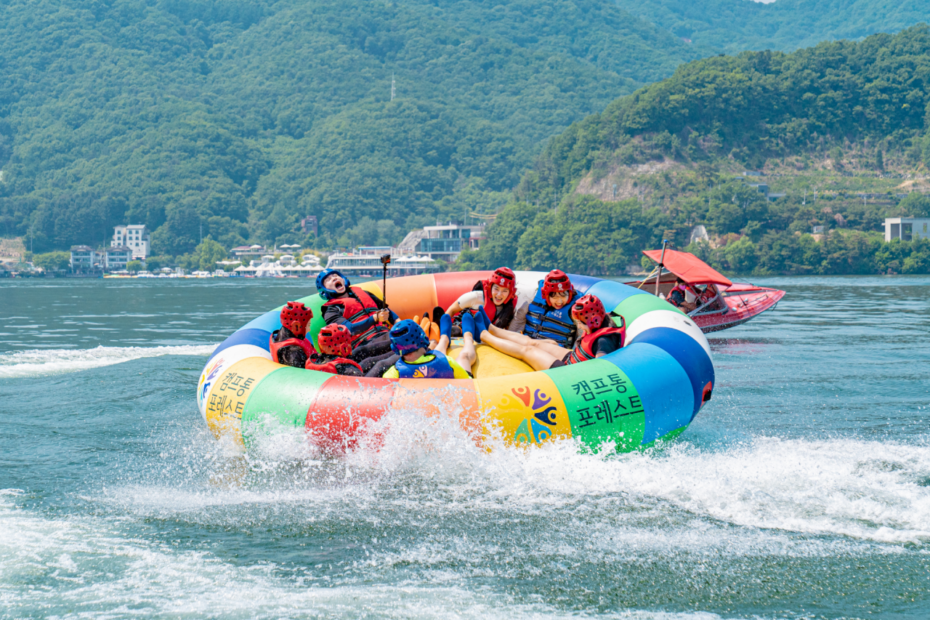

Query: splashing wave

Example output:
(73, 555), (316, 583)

(0, 345), (216, 378)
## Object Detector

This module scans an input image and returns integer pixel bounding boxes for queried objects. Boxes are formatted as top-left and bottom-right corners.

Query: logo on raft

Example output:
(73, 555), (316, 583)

(510, 386), (558, 444)
(198, 357), (225, 407)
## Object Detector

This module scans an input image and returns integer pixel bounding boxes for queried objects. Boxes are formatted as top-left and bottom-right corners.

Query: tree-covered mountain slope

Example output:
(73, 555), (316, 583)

(614, 0), (930, 53)
(462, 27), (930, 276)
(0, 0), (699, 253)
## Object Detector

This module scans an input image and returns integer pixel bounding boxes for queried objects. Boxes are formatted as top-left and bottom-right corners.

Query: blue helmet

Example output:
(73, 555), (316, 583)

(315, 269), (350, 300)
(389, 319), (430, 355)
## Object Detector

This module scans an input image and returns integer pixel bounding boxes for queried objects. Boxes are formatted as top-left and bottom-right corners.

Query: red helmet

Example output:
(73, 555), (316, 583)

(571, 294), (607, 331)
(317, 323), (353, 357)
(541, 269), (573, 300)
(483, 267), (516, 304)
(280, 301), (313, 338)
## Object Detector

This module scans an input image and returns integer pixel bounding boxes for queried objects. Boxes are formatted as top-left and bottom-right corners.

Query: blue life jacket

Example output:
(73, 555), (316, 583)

(394, 350), (456, 379)
(523, 284), (579, 347)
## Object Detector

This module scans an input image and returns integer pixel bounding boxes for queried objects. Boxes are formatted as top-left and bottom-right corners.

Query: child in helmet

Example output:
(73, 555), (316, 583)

(520, 269), (581, 348)
(316, 268), (398, 363)
(477, 294), (625, 371)
(445, 267), (527, 335)
(305, 324), (364, 377)
(270, 301), (318, 368)
(381, 316), (477, 379)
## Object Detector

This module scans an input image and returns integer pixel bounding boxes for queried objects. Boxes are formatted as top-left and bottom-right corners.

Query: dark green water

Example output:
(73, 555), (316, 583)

(1, 277), (928, 619)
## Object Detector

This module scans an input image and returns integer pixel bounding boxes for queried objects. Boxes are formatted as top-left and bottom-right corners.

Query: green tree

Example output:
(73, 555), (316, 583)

(144, 255), (173, 272)
(722, 237), (757, 274)
(195, 238), (228, 272)
(896, 192), (930, 217)
(33, 251), (70, 272)
(126, 260), (143, 273)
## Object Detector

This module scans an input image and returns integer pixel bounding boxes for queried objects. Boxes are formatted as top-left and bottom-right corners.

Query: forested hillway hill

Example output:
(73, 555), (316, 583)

(0, 0), (700, 254)
(615, 0), (930, 54)
(2, 0), (927, 258)
(461, 27), (930, 277)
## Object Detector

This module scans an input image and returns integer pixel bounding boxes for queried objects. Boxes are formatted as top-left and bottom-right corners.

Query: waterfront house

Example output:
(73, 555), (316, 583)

(884, 217), (930, 242)
(112, 225), (151, 259)
(70, 246), (98, 272)
(105, 246), (132, 271)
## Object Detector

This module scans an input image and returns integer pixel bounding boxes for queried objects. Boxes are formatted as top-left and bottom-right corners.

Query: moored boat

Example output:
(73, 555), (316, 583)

(629, 249), (785, 333)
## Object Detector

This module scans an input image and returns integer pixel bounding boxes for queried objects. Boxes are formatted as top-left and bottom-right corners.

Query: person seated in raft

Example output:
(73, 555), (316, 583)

(316, 268), (398, 366)
(270, 301), (318, 368)
(304, 324), (364, 377)
(521, 269), (581, 348)
(476, 294), (625, 370)
(445, 267), (527, 335)
(381, 316), (477, 379)
(667, 278), (699, 313)
(361, 313), (443, 378)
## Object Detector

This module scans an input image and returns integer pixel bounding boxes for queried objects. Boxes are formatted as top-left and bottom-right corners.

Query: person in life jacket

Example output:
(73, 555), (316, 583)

(269, 301), (318, 368)
(521, 269), (580, 347)
(477, 294), (625, 371)
(305, 324), (364, 377)
(381, 318), (475, 379)
(667, 278), (699, 313)
(317, 268), (398, 365)
(444, 267), (528, 336)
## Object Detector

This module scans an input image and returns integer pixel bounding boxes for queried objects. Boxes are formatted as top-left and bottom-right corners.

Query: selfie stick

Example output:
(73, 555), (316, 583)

(380, 254), (391, 310)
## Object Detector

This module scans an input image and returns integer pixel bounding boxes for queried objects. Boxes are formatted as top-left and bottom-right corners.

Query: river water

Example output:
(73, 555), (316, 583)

(0, 276), (928, 619)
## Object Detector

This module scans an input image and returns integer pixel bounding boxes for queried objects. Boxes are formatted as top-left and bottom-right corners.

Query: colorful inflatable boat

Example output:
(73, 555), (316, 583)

(197, 271), (715, 453)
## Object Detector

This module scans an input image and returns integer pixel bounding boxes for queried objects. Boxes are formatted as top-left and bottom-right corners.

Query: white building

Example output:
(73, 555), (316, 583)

(396, 223), (485, 262)
(325, 249), (434, 277)
(234, 253), (324, 278)
(230, 244), (268, 261)
(884, 217), (930, 242)
(70, 246), (98, 272)
(105, 246), (132, 271)
(112, 225), (151, 259)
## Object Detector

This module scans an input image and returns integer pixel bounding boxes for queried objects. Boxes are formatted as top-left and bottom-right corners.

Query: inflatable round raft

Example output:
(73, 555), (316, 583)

(197, 271), (714, 452)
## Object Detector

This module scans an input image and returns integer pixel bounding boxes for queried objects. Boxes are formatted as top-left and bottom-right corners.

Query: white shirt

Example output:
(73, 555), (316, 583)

(453, 290), (528, 332)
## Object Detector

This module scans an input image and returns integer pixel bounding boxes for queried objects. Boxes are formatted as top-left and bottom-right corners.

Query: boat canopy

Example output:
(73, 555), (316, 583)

(642, 249), (733, 287)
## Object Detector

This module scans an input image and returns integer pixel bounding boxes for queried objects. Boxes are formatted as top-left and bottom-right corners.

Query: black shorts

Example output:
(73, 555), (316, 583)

(549, 353), (572, 369)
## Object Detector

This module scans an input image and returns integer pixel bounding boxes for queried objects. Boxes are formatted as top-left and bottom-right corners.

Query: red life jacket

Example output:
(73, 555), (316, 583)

(305, 355), (364, 375)
(566, 325), (626, 365)
(480, 279), (515, 326)
(322, 287), (389, 346)
(269, 333), (317, 364)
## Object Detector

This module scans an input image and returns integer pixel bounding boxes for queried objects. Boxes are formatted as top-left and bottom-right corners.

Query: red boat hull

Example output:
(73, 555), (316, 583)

(693, 285), (785, 333)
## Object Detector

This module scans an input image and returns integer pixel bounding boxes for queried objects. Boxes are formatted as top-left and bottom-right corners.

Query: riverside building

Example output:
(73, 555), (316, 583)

(884, 217), (930, 242)
(112, 225), (151, 259)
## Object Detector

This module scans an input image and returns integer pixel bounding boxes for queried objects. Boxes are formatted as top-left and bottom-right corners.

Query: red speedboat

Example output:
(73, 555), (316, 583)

(627, 249), (785, 333)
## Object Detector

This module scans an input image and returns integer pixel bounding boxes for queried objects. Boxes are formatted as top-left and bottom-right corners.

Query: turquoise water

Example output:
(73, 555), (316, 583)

(1, 276), (928, 619)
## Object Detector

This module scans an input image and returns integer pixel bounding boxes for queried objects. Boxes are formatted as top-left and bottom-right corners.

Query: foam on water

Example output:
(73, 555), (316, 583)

(0, 344), (216, 378)
(347, 402), (930, 545)
(0, 490), (726, 620)
(99, 396), (930, 548)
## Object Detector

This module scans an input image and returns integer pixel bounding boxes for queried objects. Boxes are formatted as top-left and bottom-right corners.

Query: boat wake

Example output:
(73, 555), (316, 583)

(101, 396), (930, 547)
(0, 345), (216, 379)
